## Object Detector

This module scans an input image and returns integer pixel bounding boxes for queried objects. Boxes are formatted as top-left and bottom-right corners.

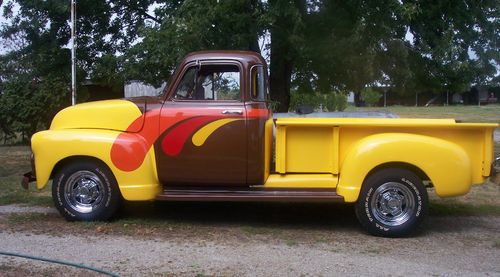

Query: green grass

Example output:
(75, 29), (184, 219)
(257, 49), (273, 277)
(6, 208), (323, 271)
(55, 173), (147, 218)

(74, 216), (204, 234)
(285, 239), (298, 247)
(0, 146), (52, 206)
(429, 202), (500, 216)
(241, 225), (283, 236)
(109, 217), (176, 227)
(6, 213), (54, 224)
(0, 184), (52, 206)
(346, 104), (500, 123)
(493, 240), (500, 249)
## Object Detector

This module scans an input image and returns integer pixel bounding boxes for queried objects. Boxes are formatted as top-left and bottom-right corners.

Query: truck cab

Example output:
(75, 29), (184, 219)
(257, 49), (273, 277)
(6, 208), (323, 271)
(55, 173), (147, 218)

(154, 51), (272, 187)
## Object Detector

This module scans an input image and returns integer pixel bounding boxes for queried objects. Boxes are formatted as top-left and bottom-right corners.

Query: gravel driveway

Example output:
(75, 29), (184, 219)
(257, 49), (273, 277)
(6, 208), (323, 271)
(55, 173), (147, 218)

(1, 203), (499, 276)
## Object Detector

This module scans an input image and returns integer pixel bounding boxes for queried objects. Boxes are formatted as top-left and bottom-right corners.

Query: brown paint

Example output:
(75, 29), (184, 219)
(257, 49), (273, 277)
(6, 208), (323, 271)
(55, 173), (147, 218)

(152, 51), (271, 188)
(156, 101), (248, 186)
(245, 101), (269, 185)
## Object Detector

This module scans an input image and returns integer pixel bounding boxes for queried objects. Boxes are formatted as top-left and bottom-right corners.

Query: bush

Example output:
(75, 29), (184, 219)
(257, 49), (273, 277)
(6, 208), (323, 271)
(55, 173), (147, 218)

(362, 88), (381, 107)
(268, 100), (280, 112)
(324, 93), (336, 112)
(289, 92), (322, 112)
(289, 91), (348, 112)
(335, 93), (347, 111)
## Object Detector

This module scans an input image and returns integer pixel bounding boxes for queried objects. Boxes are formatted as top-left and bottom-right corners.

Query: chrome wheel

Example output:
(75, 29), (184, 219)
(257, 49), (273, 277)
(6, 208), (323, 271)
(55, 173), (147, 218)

(370, 182), (415, 227)
(64, 170), (105, 214)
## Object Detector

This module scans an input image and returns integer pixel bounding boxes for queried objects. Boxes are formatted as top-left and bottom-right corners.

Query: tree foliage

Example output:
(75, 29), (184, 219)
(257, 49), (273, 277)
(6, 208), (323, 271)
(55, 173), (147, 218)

(0, 0), (119, 140)
(0, 0), (498, 139)
(121, 0), (265, 86)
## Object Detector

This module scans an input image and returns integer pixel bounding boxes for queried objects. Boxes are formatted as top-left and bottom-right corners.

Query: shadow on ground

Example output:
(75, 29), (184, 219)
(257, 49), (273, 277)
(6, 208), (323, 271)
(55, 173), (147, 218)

(118, 201), (360, 232)
(115, 200), (499, 238)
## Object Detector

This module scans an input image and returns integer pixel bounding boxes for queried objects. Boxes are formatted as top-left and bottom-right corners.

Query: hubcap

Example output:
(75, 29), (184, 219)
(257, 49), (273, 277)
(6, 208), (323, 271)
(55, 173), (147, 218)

(370, 182), (415, 226)
(64, 171), (104, 213)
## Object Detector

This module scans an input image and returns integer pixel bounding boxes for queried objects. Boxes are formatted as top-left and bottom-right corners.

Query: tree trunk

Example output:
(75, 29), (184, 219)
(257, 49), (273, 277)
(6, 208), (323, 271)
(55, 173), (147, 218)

(354, 91), (363, 107)
(269, 38), (293, 112)
(268, 0), (305, 112)
(248, 0), (261, 53)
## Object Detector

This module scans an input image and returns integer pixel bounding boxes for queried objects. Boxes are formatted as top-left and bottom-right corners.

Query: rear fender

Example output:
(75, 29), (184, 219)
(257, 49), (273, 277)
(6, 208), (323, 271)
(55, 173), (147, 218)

(337, 133), (471, 202)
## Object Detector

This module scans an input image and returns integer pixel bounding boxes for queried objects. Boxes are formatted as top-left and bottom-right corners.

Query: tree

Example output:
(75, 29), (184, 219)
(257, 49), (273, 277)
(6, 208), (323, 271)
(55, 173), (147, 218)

(0, 0), (120, 137)
(267, 0), (306, 112)
(406, 0), (499, 95)
(292, 0), (499, 106)
(1, 0), (498, 140)
(121, 0), (265, 86)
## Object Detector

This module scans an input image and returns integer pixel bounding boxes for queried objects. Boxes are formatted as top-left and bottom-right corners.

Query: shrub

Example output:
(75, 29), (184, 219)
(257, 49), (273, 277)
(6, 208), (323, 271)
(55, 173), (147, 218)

(335, 93), (347, 111)
(268, 100), (280, 112)
(289, 91), (349, 112)
(289, 92), (321, 112)
(324, 93), (336, 112)
(362, 88), (381, 107)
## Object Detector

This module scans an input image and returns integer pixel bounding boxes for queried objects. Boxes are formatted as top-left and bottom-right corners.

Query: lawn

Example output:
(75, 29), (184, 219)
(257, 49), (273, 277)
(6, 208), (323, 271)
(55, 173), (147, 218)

(0, 146), (52, 206)
(347, 104), (500, 123)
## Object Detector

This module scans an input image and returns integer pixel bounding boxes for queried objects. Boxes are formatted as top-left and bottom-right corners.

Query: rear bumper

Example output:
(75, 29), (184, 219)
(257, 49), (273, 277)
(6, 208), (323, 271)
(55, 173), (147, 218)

(21, 172), (36, 190)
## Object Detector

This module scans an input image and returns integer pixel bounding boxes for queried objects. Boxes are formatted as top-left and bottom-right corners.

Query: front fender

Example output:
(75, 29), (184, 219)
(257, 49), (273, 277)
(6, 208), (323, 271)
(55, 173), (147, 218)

(31, 129), (160, 200)
(337, 133), (471, 202)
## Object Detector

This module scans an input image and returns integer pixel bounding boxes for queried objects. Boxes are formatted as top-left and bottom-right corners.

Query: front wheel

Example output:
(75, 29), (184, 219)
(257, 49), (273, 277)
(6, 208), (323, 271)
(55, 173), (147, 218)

(355, 168), (428, 237)
(52, 161), (120, 221)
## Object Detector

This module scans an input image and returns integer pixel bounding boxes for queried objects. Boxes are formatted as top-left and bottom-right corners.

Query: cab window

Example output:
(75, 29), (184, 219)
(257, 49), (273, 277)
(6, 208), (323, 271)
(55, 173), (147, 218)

(250, 65), (267, 101)
(174, 64), (240, 101)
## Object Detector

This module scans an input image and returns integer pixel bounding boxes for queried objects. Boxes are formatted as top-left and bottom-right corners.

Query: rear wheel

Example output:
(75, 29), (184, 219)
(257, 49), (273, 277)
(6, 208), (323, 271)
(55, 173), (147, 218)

(52, 161), (120, 221)
(355, 168), (428, 237)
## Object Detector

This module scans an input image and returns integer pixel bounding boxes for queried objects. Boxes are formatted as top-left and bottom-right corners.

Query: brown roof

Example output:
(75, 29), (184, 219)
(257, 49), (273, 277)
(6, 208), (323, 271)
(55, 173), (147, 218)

(182, 50), (266, 65)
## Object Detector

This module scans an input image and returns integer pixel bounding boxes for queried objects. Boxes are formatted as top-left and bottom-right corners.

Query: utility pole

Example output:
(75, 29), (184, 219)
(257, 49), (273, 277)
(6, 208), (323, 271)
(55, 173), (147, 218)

(70, 0), (76, 105)
(478, 87), (481, 106)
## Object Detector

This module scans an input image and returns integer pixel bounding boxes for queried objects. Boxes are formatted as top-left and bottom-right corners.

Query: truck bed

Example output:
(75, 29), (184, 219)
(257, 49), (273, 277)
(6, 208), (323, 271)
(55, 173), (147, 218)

(271, 117), (497, 202)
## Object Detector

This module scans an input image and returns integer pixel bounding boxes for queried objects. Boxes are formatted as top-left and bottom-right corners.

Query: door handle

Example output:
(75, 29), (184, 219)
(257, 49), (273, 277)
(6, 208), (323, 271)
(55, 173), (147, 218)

(221, 110), (243, 115)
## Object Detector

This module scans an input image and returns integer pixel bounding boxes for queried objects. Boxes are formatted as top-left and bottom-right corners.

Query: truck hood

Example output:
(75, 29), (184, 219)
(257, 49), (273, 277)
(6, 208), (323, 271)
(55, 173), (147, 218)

(50, 99), (146, 132)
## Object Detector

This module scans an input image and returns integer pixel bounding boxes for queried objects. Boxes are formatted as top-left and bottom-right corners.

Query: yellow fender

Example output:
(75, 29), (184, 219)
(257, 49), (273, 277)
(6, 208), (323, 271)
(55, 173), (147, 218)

(31, 129), (160, 201)
(337, 133), (471, 202)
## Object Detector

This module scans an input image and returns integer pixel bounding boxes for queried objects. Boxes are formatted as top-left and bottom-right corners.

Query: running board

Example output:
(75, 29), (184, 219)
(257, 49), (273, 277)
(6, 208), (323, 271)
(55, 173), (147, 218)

(156, 188), (344, 202)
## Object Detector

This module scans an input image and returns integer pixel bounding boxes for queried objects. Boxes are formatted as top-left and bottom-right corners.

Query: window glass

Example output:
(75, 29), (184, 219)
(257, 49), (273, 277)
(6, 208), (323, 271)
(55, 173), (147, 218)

(174, 64), (240, 101)
(251, 66), (267, 101)
(174, 67), (196, 99)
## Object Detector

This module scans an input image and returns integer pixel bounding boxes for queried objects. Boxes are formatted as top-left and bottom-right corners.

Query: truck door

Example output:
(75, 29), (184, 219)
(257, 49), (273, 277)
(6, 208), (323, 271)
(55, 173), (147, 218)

(155, 61), (248, 186)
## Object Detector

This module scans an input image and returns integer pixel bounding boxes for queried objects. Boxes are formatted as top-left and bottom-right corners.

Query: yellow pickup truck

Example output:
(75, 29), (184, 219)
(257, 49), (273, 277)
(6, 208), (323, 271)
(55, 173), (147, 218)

(23, 51), (499, 237)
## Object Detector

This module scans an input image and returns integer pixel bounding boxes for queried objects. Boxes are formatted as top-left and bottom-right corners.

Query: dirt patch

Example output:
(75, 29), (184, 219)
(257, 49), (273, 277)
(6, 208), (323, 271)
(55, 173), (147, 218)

(1, 144), (499, 276)
(0, 262), (102, 277)
(1, 202), (499, 276)
(0, 204), (56, 215)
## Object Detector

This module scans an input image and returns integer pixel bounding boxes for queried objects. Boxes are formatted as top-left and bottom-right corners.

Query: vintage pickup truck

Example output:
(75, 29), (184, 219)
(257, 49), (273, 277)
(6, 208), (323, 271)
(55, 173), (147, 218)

(23, 51), (499, 237)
